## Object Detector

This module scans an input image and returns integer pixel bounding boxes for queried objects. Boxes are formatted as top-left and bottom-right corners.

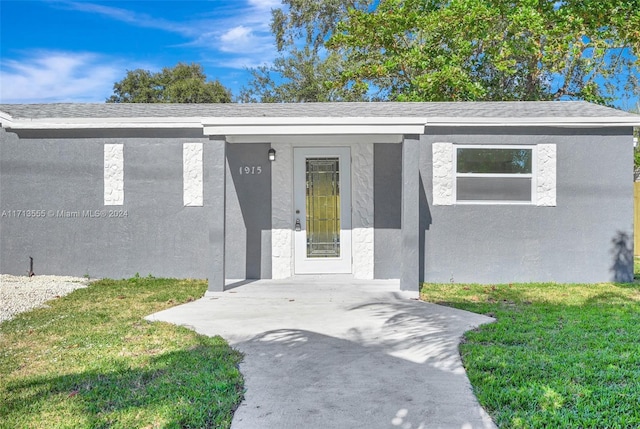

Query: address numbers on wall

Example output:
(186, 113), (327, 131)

(239, 166), (263, 175)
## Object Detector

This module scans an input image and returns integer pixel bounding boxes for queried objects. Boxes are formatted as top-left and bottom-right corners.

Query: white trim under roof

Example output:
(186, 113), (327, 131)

(0, 112), (638, 130)
(201, 117), (428, 136)
(225, 134), (405, 144)
(427, 116), (640, 128)
(0, 116), (204, 129)
(0, 114), (428, 134)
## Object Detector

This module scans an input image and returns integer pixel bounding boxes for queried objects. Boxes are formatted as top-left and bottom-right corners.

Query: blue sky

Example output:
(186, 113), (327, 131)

(0, 0), (280, 103)
(1, 1), (638, 109)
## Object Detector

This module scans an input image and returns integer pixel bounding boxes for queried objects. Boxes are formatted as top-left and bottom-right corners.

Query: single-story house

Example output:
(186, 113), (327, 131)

(1, 102), (639, 292)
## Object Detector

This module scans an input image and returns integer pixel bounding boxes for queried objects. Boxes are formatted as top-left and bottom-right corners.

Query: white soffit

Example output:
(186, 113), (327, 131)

(2, 113), (638, 130)
(427, 116), (640, 127)
(202, 117), (428, 136)
(225, 134), (404, 144)
(0, 117), (203, 129)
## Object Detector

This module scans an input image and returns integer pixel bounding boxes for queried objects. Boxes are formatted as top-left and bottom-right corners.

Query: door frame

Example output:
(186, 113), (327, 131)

(293, 147), (352, 274)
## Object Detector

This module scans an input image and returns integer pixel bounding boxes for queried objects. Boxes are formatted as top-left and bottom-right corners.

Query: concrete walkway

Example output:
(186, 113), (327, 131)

(147, 278), (497, 429)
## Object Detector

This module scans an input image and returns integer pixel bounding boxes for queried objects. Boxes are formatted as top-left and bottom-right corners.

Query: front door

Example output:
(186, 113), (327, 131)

(293, 147), (351, 274)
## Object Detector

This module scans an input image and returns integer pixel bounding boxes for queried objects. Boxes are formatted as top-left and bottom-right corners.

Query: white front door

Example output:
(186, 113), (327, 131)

(293, 147), (352, 274)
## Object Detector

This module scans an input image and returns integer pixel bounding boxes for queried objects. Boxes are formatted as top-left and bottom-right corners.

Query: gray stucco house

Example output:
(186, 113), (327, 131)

(1, 102), (639, 291)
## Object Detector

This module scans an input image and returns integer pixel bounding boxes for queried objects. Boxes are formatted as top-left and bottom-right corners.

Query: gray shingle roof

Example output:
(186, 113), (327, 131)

(1, 101), (637, 120)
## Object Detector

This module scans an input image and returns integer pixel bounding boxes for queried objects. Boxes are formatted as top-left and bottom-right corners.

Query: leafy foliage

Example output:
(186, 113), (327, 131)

(107, 62), (232, 103)
(327, 0), (640, 104)
(240, 0), (372, 102)
(240, 47), (367, 102)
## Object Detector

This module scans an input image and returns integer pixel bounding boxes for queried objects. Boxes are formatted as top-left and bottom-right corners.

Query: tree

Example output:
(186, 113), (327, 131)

(240, 47), (368, 102)
(327, 0), (640, 104)
(107, 63), (232, 103)
(240, 0), (372, 102)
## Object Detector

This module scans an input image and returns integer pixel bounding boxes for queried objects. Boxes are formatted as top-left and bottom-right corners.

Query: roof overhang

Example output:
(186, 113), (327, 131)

(0, 114), (203, 129)
(426, 116), (640, 127)
(1, 112), (638, 131)
(201, 117), (428, 136)
(0, 114), (429, 135)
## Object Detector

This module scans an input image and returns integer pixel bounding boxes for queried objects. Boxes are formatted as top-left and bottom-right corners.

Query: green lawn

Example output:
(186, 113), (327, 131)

(0, 276), (243, 429)
(421, 281), (640, 428)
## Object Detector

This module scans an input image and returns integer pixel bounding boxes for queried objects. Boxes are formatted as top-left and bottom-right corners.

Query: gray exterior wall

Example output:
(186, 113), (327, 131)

(1, 124), (634, 284)
(0, 128), (217, 279)
(225, 143), (272, 279)
(373, 143), (402, 278)
(419, 126), (634, 283)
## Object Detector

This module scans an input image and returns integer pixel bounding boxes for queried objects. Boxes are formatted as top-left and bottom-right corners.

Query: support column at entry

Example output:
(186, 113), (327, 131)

(206, 138), (226, 292)
(401, 135), (420, 292)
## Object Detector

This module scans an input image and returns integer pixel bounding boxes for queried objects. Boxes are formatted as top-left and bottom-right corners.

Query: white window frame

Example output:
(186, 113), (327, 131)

(453, 144), (537, 205)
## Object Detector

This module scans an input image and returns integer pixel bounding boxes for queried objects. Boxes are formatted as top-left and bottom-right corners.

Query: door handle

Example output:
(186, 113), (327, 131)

(295, 218), (301, 232)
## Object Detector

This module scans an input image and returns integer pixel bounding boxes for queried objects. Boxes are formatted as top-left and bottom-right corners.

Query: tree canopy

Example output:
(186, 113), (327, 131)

(327, 0), (640, 104)
(240, 0), (372, 102)
(107, 63), (232, 103)
(244, 0), (639, 105)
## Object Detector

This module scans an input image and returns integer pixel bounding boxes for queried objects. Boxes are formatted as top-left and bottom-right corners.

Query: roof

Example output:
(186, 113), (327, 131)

(1, 101), (637, 119)
(1, 102), (638, 135)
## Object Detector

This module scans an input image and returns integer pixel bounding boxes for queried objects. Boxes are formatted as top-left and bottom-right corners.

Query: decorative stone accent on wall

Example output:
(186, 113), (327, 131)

(432, 142), (454, 205)
(271, 144), (293, 279)
(352, 143), (374, 279)
(104, 144), (124, 206)
(536, 144), (557, 206)
(183, 143), (203, 207)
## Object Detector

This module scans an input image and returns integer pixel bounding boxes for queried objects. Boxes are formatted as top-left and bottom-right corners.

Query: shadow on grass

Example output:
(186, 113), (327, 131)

(423, 281), (640, 315)
(2, 344), (243, 429)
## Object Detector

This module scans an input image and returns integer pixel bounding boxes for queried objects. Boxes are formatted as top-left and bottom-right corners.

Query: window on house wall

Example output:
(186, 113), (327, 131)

(454, 146), (535, 203)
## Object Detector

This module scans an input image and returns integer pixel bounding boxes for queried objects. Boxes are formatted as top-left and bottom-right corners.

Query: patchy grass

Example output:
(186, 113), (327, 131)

(0, 277), (243, 429)
(421, 282), (640, 428)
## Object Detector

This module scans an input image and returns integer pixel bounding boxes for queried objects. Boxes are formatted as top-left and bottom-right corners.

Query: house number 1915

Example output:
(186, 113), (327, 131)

(239, 166), (262, 175)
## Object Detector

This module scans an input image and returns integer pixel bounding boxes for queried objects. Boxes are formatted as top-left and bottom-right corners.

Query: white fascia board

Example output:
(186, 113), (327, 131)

(0, 112), (15, 128)
(204, 124), (426, 135)
(202, 117), (428, 136)
(2, 117), (203, 129)
(226, 134), (404, 144)
(427, 116), (640, 127)
(202, 116), (428, 126)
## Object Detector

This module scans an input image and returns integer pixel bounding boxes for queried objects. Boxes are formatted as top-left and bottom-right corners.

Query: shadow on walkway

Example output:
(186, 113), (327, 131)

(148, 280), (496, 429)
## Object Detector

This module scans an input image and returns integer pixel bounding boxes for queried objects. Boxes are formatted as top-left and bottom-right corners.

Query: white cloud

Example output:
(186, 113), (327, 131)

(55, 1), (280, 69)
(247, 0), (282, 10)
(218, 25), (273, 55)
(56, 1), (193, 36)
(221, 26), (253, 44)
(212, 56), (272, 70)
(58, 0), (278, 52)
(0, 51), (134, 103)
(0, 1), (284, 102)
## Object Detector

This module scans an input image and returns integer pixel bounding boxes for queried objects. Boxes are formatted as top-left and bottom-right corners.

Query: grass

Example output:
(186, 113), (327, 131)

(0, 276), (243, 429)
(421, 281), (640, 428)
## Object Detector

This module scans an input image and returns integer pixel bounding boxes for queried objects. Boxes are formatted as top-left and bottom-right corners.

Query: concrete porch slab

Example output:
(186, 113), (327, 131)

(147, 278), (496, 429)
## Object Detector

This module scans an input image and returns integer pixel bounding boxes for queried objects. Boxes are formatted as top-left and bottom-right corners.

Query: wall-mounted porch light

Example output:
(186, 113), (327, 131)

(268, 148), (276, 161)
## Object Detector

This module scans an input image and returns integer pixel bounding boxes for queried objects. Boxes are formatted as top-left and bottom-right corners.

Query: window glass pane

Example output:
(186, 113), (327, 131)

(457, 148), (532, 174)
(306, 157), (340, 258)
(457, 177), (532, 201)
